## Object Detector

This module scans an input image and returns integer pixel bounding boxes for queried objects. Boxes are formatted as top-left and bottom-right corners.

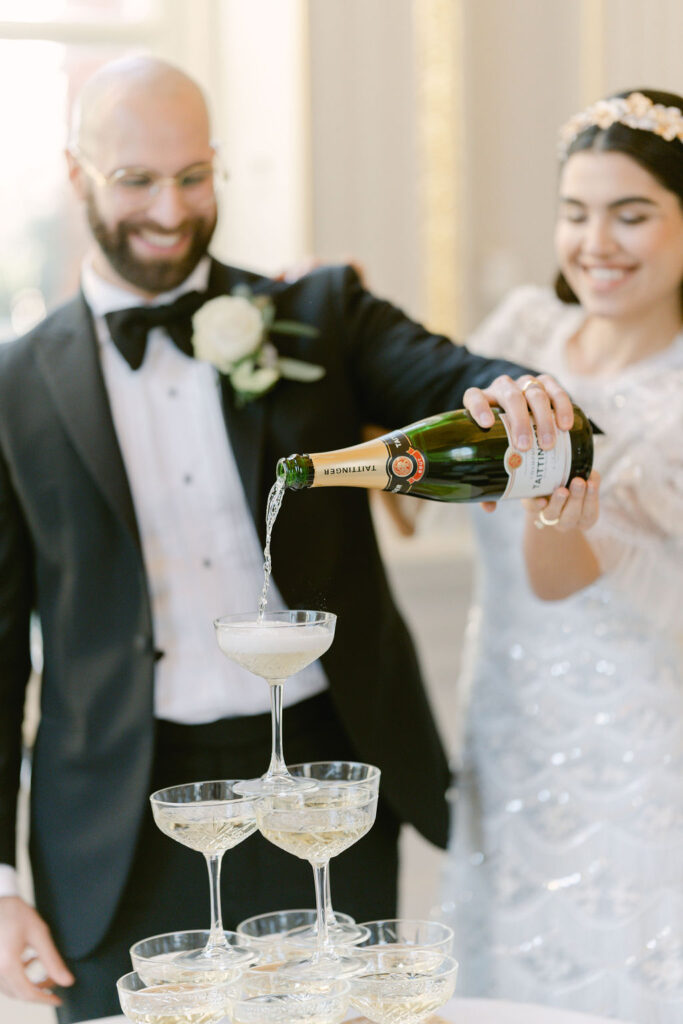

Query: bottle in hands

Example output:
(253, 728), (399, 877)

(277, 404), (594, 503)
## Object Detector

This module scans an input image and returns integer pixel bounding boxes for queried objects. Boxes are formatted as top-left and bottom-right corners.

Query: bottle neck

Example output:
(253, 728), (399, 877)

(277, 455), (315, 490)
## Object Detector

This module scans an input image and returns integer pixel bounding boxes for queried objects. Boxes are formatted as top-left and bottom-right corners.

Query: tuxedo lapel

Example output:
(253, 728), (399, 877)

(35, 261), (273, 550)
(35, 294), (141, 549)
(208, 260), (270, 538)
(219, 379), (268, 538)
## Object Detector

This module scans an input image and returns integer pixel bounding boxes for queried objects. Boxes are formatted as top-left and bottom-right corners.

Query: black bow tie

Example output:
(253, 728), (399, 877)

(104, 290), (209, 370)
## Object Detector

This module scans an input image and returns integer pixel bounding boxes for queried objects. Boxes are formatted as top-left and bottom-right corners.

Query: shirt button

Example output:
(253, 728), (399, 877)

(183, 473), (193, 484)
(168, 387), (178, 397)
(202, 558), (212, 568)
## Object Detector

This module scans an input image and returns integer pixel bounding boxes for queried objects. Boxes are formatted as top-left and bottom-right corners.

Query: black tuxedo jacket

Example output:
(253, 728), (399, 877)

(0, 259), (529, 958)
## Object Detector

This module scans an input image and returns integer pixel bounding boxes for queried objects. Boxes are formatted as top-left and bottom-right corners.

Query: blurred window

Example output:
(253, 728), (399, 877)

(0, 1), (155, 22)
(0, 2), (161, 341)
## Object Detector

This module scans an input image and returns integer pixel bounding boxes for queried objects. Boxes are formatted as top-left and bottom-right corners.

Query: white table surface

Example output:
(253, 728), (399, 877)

(86, 996), (635, 1024)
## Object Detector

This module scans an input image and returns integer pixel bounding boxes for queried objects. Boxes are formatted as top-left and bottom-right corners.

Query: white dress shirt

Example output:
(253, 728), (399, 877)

(83, 256), (327, 722)
(0, 257), (328, 899)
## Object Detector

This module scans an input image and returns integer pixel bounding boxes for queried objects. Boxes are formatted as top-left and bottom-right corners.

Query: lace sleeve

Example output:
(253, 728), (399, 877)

(464, 286), (563, 366)
(586, 386), (683, 634)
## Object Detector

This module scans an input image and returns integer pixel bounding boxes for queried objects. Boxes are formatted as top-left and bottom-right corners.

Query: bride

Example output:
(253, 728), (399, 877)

(438, 88), (683, 1023)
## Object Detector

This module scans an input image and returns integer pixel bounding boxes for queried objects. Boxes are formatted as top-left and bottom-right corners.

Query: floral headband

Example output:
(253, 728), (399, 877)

(558, 91), (683, 158)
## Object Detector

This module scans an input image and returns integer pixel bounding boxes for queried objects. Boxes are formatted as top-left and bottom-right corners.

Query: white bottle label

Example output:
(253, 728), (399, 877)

(499, 413), (572, 499)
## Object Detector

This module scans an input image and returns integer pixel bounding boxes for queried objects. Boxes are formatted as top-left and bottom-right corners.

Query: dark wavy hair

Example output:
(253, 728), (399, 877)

(554, 88), (683, 305)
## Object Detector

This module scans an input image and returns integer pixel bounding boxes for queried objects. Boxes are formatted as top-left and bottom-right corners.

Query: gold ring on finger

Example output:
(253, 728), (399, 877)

(538, 509), (560, 527)
(521, 378), (545, 395)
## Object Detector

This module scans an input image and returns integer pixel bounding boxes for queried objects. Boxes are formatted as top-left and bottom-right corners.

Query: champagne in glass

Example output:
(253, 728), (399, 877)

(214, 611), (336, 795)
(232, 979), (350, 1024)
(130, 930), (255, 985)
(117, 970), (238, 1024)
(255, 760), (380, 977)
(236, 908), (359, 963)
(150, 781), (257, 968)
(349, 948), (458, 1024)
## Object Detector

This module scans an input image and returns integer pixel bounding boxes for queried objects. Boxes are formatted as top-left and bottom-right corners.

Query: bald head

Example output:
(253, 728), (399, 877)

(71, 56), (212, 170)
(67, 56), (218, 297)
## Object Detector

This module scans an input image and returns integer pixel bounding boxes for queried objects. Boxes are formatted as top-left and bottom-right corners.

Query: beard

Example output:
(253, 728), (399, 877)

(86, 193), (217, 294)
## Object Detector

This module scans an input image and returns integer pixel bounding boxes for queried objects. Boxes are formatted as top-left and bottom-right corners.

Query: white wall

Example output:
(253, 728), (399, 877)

(304, 0), (683, 332)
(157, 0), (311, 276)
(307, 0), (422, 319)
(154, 0), (683, 335)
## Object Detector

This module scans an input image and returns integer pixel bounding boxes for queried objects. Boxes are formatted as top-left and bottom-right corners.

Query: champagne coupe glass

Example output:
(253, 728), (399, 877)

(255, 761), (380, 977)
(357, 919), (454, 955)
(214, 610), (336, 796)
(150, 780), (257, 967)
(236, 909), (358, 963)
(117, 969), (239, 1024)
(232, 976), (351, 1024)
(240, 960), (348, 998)
(131, 930), (256, 985)
(349, 948), (459, 1024)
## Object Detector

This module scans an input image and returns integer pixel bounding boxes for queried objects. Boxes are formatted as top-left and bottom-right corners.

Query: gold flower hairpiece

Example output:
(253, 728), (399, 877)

(558, 91), (683, 158)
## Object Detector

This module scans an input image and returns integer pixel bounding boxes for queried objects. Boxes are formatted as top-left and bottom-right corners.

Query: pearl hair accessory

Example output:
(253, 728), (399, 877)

(558, 91), (683, 158)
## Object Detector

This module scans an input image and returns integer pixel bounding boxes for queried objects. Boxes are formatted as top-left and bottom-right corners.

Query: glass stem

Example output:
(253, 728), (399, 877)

(325, 867), (338, 926)
(267, 679), (288, 777)
(205, 853), (228, 951)
(312, 860), (332, 954)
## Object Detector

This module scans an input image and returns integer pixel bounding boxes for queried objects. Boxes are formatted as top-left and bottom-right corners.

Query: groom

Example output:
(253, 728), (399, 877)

(0, 56), (573, 1021)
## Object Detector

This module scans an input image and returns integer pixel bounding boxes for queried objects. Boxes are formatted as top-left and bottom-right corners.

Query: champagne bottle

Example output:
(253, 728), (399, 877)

(277, 405), (593, 503)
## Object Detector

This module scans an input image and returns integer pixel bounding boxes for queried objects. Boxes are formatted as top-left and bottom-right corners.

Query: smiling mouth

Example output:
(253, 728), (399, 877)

(133, 228), (191, 252)
(580, 265), (633, 283)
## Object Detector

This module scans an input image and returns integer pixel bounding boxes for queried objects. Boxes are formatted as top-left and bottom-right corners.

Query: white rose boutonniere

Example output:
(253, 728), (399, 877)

(192, 295), (262, 370)
(192, 286), (324, 405)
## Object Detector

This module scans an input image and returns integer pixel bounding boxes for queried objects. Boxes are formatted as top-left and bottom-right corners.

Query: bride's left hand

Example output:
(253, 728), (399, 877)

(524, 470), (601, 533)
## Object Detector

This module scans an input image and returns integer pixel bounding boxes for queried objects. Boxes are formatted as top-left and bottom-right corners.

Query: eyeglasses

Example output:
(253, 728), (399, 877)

(71, 147), (227, 209)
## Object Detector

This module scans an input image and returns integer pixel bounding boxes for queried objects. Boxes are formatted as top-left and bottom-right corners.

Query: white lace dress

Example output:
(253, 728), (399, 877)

(438, 287), (683, 1023)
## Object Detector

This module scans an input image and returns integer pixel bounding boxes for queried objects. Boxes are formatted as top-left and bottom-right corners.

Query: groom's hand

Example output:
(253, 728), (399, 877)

(0, 896), (74, 1005)
(463, 373), (575, 512)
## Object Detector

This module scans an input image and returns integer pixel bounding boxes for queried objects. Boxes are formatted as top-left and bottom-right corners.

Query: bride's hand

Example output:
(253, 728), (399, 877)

(462, 372), (575, 512)
(524, 470), (601, 533)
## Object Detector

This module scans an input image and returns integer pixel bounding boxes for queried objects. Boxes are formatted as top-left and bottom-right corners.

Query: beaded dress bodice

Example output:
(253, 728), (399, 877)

(439, 287), (683, 1023)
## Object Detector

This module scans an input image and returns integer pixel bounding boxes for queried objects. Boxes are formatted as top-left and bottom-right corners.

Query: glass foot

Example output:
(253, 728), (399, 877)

(284, 921), (370, 950)
(173, 943), (256, 969)
(234, 774), (318, 797)
(279, 951), (364, 979)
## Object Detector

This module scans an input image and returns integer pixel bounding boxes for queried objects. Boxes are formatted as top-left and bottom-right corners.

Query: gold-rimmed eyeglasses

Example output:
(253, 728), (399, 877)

(70, 146), (227, 210)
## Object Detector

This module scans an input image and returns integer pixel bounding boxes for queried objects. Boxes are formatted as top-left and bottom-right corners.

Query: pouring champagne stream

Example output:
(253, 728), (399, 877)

(214, 479), (336, 797)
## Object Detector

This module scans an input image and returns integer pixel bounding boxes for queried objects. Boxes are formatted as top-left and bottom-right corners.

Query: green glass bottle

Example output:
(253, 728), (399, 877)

(277, 405), (594, 503)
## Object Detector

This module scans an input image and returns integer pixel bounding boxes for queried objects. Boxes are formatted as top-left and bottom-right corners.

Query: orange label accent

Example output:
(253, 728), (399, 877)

(408, 447), (426, 483)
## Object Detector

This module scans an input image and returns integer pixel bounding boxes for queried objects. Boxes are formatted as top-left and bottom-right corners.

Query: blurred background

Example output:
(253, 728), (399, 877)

(0, 2), (680, 1020)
